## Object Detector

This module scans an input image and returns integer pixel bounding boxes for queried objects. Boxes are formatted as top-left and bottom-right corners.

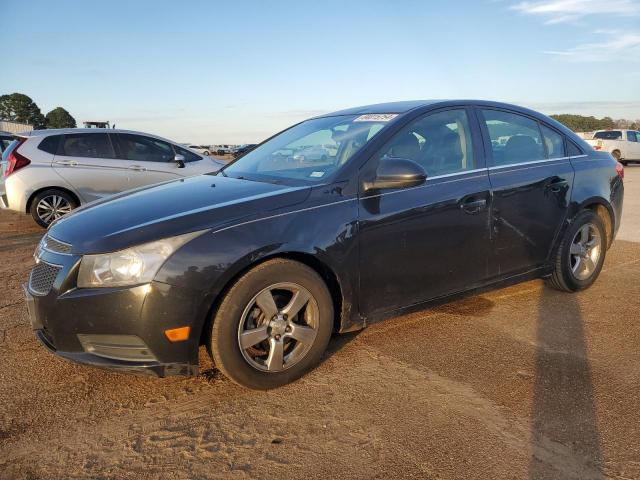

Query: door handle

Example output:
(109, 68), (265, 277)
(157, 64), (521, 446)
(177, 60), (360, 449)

(460, 198), (487, 215)
(128, 165), (147, 171)
(55, 160), (77, 166)
(545, 180), (568, 193)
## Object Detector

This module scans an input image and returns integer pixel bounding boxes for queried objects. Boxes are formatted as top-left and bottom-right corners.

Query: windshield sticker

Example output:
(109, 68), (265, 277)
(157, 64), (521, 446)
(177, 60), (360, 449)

(310, 171), (325, 178)
(354, 114), (398, 122)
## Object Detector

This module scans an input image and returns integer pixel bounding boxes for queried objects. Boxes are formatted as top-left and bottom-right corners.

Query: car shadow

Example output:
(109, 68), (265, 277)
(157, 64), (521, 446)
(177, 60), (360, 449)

(530, 285), (604, 478)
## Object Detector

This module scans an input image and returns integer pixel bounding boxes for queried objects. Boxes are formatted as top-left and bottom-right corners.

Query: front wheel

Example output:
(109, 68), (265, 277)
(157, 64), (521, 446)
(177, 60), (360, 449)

(547, 210), (606, 292)
(208, 259), (333, 389)
(30, 189), (77, 228)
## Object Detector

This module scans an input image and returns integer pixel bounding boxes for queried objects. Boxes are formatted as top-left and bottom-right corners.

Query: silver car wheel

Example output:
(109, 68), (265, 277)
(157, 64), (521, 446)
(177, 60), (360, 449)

(36, 195), (73, 224)
(237, 282), (319, 373)
(569, 222), (602, 281)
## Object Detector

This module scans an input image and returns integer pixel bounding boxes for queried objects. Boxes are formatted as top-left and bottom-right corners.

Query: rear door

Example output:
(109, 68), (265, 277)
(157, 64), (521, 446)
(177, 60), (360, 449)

(478, 108), (574, 276)
(52, 132), (130, 203)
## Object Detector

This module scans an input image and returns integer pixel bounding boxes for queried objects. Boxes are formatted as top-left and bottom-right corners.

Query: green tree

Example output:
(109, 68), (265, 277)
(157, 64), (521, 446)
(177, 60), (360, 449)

(0, 93), (46, 129)
(550, 114), (617, 132)
(45, 107), (77, 129)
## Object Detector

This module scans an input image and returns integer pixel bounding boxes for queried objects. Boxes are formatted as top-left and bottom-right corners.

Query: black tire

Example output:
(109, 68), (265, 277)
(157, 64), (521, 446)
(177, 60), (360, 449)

(208, 258), (333, 389)
(30, 189), (77, 228)
(620, 161), (628, 166)
(203, 151), (210, 156)
(547, 210), (606, 292)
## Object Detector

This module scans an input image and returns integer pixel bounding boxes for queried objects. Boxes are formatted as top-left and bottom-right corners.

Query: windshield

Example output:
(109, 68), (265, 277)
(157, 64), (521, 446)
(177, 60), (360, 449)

(221, 114), (394, 184)
(593, 131), (622, 140)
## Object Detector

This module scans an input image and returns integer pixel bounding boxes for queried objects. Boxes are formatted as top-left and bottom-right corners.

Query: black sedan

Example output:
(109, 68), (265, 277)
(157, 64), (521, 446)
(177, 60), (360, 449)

(26, 100), (624, 389)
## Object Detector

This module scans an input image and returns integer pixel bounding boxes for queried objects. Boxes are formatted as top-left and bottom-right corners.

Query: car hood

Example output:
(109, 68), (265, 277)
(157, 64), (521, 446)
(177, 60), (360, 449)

(48, 174), (310, 254)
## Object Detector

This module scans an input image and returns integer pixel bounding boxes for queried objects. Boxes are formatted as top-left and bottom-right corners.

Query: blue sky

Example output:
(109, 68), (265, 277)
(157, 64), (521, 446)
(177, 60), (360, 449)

(1, 0), (639, 143)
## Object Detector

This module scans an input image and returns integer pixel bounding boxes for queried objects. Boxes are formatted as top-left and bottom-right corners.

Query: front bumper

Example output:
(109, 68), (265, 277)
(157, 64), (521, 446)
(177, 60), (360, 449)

(24, 248), (205, 377)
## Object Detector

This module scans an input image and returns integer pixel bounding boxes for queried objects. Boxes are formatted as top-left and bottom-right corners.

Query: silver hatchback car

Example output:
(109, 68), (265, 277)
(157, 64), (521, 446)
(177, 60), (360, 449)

(0, 129), (224, 227)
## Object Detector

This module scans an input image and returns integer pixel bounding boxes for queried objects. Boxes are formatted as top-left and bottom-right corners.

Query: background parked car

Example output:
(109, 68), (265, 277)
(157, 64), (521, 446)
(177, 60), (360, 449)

(0, 128), (224, 227)
(586, 129), (640, 165)
(232, 144), (257, 159)
(214, 144), (235, 155)
(186, 144), (212, 156)
(292, 145), (332, 163)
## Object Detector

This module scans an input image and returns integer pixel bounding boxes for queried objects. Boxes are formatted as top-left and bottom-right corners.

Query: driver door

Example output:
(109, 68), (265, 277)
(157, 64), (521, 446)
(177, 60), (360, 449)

(358, 108), (492, 316)
(111, 133), (185, 188)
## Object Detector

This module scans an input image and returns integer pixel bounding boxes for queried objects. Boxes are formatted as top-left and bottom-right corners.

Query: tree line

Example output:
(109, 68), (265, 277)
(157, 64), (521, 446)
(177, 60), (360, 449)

(0, 92), (76, 129)
(1, 91), (637, 133)
(550, 114), (638, 132)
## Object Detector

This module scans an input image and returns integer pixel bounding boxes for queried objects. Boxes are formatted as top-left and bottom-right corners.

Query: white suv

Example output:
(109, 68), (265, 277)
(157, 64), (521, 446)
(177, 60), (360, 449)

(0, 129), (224, 227)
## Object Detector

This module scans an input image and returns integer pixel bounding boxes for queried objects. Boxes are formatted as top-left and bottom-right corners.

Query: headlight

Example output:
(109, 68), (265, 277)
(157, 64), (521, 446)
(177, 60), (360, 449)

(77, 231), (205, 288)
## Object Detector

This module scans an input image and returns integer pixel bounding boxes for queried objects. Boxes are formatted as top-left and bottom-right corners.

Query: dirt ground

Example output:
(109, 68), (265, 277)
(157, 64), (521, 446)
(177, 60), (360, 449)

(1, 168), (639, 480)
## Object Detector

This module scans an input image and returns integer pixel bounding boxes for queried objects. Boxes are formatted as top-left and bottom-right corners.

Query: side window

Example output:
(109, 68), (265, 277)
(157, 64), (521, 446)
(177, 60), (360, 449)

(59, 133), (114, 159)
(175, 145), (201, 162)
(540, 125), (566, 159)
(379, 109), (475, 176)
(38, 135), (62, 154)
(567, 141), (583, 157)
(627, 131), (638, 142)
(115, 134), (174, 162)
(481, 109), (545, 166)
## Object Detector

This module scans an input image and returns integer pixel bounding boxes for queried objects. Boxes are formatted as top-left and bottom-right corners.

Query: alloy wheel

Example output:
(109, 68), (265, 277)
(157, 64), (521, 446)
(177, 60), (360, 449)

(36, 195), (72, 225)
(237, 282), (319, 372)
(569, 222), (602, 281)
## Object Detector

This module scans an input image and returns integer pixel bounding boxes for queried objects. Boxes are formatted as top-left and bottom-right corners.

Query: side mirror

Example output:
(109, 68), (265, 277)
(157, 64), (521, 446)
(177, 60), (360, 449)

(174, 154), (186, 168)
(364, 157), (427, 191)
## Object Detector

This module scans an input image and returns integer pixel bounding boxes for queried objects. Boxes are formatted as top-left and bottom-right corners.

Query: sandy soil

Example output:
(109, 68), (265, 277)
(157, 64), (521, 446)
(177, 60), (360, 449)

(1, 168), (639, 479)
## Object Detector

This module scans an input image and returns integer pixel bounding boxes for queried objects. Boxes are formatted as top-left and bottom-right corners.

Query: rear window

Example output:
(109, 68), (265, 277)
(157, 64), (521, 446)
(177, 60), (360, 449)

(38, 135), (62, 154)
(1, 136), (13, 153)
(593, 131), (622, 140)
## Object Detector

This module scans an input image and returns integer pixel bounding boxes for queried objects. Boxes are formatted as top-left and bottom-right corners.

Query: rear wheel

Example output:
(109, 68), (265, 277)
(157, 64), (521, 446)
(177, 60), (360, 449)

(547, 210), (606, 292)
(208, 259), (333, 389)
(30, 189), (77, 228)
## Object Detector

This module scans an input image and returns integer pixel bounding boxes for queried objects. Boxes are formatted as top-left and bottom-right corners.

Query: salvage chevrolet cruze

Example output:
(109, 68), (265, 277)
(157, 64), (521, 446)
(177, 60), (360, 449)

(25, 100), (624, 389)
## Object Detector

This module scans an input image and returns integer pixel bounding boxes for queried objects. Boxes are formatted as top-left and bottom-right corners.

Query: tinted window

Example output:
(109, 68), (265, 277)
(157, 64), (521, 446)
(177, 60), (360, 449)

(59, 133), (114, 158)
(1, 137), (13, 152)
(481, 110), (545, 166)
(627, 131), (638, 142)
(593, 131), (622, 140)
(379, 109), (475, 176)
(541, 125), (565, 159)
(175, 145), (201, 162)
(115, 134), (174, 162)
(38, 135), (62, 154)
(567, 141), (583, 157)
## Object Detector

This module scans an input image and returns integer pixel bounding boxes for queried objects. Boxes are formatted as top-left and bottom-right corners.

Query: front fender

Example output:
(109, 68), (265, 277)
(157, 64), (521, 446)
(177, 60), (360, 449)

(155, 192), (360, 351)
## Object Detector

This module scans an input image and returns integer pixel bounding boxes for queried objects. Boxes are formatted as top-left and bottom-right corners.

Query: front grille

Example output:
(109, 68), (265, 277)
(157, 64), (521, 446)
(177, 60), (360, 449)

(42, 235), (72, 254)
(29, 261), (61, 296)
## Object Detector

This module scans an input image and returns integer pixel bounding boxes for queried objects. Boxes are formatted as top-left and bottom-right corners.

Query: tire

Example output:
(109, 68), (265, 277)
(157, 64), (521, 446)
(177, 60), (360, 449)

(203, 151), (210, 156)
(620, 161), (628, 166)
(208, 258), (334, 389)
(30, 189), (77, 228)
(612, 150), (621, 161)
(546, 210), (606, 292)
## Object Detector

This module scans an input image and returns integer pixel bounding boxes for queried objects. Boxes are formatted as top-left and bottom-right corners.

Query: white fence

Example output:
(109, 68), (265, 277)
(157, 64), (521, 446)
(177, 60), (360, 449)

(0, 120), (34, 134)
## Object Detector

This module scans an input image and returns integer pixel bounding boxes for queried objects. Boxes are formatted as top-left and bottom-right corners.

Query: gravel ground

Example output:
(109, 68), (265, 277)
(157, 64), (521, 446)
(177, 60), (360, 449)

(1, 167), (639, 480)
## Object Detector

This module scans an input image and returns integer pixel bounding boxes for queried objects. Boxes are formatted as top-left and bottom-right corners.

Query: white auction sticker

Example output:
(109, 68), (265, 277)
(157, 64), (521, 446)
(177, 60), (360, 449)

(353, 114), (398, 122)
(310, 171), (325, 178)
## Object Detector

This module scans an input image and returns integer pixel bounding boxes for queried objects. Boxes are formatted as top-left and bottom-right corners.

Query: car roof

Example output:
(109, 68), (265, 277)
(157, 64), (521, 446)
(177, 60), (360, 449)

(317, 99), (564, 118)
(16, 128), (187, 146)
